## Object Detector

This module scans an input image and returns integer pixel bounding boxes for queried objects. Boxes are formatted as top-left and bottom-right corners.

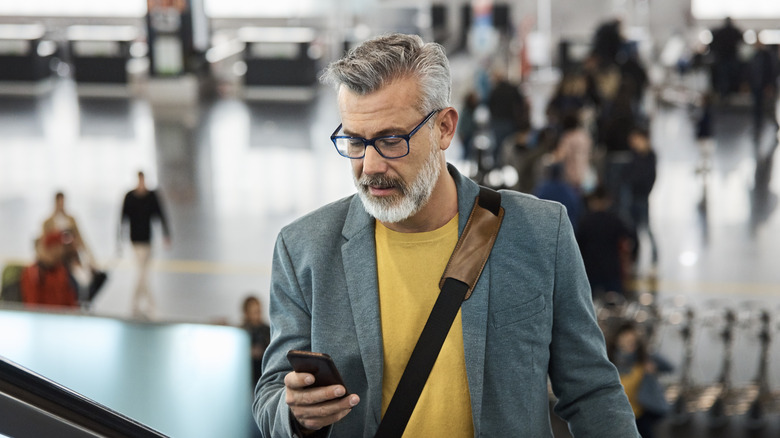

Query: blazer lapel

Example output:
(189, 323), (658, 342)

(341, 196), (384, 426)
(452, 164), (489, 433)
(462, 268), (489, 434)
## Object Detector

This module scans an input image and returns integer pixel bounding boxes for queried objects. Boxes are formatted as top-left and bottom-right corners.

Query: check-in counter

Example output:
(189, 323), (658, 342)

(67, 25), (139, 84)
(0, 24), (56, 82)
(237, 26), (319, 100)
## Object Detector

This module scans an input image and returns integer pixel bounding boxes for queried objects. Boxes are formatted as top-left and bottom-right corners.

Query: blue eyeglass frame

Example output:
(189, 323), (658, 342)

(330, 110), (439, 159)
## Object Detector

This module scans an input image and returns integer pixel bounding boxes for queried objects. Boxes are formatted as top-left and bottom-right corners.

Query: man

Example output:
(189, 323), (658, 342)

(709, 17), (743, 100)
(254, 34), (638, 437)
(624, 127), (658, 270)
(119, 171), (171, 319)
(576, 186), (636, 297)
(487, 69), (526, 168)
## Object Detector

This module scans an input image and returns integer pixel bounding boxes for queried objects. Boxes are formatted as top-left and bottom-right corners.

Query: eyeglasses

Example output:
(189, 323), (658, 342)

(330, 110), (439, 159)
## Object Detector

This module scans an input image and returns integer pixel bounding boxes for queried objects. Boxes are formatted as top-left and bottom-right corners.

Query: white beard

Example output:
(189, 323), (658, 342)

(354, 144), (442, 224)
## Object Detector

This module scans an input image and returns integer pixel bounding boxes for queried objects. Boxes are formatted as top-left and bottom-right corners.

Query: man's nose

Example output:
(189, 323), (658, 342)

(362, 144), (388, 175)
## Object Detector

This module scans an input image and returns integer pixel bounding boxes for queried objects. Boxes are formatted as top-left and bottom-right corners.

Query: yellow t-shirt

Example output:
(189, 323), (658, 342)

(376, 216), (474, 437)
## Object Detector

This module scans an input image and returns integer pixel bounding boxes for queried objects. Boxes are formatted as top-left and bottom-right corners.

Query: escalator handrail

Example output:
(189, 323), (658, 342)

(0, 355), (168, 438)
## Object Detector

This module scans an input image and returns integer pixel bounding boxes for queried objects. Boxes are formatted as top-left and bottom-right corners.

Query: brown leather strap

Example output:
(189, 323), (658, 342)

(439, 188), (504, 300)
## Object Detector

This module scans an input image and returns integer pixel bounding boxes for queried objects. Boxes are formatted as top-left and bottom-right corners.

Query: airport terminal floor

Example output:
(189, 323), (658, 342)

(2, 30), (780, 438)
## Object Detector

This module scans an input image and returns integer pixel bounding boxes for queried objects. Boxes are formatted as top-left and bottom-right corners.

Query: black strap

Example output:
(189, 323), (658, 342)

(374, 187), (502, 438)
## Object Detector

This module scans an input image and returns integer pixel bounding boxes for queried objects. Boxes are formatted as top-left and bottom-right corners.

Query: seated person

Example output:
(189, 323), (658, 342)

(20, 231), (79, 308)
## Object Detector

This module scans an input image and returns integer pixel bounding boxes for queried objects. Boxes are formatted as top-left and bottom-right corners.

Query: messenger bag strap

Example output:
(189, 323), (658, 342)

(374, 186), (504, 438)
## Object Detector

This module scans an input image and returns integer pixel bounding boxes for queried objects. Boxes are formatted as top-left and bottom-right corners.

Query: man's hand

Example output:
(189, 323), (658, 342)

(285, 371), (360, 432)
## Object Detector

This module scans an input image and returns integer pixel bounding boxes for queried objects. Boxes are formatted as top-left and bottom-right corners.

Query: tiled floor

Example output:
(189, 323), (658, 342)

(1, 53), (780, 436)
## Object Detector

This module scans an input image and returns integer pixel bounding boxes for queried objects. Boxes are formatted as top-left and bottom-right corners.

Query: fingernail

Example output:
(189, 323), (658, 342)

(349, 395), (359, 406)
(334, 387), (345, 397)
(304, 376), (314, 385)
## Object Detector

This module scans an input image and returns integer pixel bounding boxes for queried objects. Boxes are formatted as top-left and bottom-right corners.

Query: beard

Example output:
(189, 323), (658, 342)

(354, 143), (442, 224)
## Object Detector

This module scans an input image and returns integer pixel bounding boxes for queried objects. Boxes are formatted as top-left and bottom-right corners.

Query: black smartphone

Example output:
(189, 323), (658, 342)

(287, 350), (349, 394)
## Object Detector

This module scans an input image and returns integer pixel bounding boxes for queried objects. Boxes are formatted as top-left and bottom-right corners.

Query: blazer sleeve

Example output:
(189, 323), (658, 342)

(546, 205), (640, 437)
(252, 232), (334, 438)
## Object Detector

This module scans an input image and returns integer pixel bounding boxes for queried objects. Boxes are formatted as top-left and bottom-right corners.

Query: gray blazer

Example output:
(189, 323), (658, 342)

(254, 164), (639, 437)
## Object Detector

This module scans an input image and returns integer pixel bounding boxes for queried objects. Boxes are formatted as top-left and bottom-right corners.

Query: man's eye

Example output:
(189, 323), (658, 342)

(378, 138), (404, 147)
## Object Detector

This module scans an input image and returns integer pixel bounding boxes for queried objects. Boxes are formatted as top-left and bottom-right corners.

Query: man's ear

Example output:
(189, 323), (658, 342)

(436, 107), (459, 151)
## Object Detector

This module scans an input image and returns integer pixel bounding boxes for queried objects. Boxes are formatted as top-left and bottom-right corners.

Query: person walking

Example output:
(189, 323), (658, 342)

(624, 127), (658, 272)
(119, 171), (171, 319)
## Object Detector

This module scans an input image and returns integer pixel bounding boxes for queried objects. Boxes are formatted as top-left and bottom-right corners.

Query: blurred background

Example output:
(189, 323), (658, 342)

(1, 0), (780, 437)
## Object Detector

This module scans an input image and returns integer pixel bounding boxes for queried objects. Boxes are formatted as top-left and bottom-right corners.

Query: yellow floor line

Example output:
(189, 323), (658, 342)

(1, 256), (270, 276)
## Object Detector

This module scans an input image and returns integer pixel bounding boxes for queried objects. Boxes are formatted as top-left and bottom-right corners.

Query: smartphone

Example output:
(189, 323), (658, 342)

(287, 350), (349, 394)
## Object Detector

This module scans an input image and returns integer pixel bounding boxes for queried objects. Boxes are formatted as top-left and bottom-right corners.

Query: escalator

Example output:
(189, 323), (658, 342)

(0, 356), (167, 438)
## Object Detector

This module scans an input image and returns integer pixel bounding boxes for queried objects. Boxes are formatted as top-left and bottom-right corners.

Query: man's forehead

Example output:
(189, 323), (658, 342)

(337, 80), (421, 130)
(337, 78), (419, 108)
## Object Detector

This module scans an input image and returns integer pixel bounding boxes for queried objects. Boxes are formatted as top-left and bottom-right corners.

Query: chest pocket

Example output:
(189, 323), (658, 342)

(492, 294), (545, 328)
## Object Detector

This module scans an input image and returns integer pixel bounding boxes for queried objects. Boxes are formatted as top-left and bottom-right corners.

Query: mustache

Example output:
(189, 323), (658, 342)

(359, 174), (406, 193)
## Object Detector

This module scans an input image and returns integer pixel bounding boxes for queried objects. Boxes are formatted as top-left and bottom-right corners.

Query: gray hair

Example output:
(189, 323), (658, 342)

(320, 33), (451, 115)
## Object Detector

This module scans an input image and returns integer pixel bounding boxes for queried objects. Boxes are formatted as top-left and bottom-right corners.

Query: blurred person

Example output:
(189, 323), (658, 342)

(576, 186), (636, 297)
(547, 73), (586, 123)
(600, 80), (640, 154)
(534, 160), (585, 231)
(487, 69), (526, 168)
(607, 322), (674, 438)
(694, 92), (715, 144)
(457, 90), (480, 162)
(582, 54), (607, 114)
(591, 18), (624, 68)
(709, 17), (744, 100)
(253, 33), (638, 437)
(242, 295), (271, 385)
(589, 19), (625, 121)
(624, 127), (658, 271)
(42, 191), (101, 301)
(119, 171), (171, 319)
(599, 81), (641, 217)
(556, 114), (596, 193)
(693, 92), (715, 180)
(547, 71), (600, 128)
(515, 110), (565, 194)
(591, 63), (622, 110)
(42, 192), (95, 269)
(617, 43), (649, 116)
(19, 231), (79, 308)
(748, 35), (778, 138)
